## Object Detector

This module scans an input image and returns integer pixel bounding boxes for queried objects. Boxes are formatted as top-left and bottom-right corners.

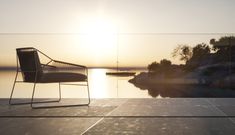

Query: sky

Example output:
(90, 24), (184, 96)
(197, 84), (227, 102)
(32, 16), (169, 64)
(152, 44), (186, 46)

(0, 0), (235, 67)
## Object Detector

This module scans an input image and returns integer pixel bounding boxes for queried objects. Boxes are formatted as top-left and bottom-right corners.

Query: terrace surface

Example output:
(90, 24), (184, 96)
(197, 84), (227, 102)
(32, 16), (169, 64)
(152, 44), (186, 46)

(0, 98), (235, 135)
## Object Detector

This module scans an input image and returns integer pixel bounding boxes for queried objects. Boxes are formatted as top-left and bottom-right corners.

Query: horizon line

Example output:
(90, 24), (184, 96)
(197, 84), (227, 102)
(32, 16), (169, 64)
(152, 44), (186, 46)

(0, 66), (147, 70)
(0, 32), (235, 36)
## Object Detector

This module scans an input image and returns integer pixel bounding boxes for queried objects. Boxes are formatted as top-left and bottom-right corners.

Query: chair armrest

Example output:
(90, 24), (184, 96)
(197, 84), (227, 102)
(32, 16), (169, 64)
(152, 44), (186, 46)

(41, 64), (57, 68)
(19, 70), (37, 73)
(53, 60), (87, 69)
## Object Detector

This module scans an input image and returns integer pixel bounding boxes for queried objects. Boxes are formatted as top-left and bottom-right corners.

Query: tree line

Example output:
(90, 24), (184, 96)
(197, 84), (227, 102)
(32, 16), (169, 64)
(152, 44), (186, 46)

(148, 36), (235, 73)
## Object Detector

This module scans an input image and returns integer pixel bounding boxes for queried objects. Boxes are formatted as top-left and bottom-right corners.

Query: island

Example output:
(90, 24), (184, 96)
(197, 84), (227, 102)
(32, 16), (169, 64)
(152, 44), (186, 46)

(129, 36), (235, 98)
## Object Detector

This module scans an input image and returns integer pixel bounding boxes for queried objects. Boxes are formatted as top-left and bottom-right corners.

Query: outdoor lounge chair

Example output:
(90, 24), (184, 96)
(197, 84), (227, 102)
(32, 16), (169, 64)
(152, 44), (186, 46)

(9, 47), (90, 108)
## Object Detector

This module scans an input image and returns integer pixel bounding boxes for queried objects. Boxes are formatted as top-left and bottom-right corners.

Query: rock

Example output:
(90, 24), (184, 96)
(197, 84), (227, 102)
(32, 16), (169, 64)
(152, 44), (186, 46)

(129, 72), (149, 84)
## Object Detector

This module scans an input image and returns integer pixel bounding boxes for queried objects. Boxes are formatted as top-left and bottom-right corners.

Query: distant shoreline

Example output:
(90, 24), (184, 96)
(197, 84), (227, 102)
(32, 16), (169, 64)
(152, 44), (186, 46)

(0, 66), (147, 71)
(0, 67), (16, 71)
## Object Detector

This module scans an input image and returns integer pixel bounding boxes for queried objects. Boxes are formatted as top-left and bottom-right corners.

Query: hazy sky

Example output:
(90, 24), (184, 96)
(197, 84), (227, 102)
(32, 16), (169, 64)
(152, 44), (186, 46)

(0, 0), (235, 67)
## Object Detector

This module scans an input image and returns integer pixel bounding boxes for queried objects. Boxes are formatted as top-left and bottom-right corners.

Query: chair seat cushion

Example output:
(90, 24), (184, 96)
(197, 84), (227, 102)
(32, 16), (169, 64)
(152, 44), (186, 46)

(39, 72), (87, 83)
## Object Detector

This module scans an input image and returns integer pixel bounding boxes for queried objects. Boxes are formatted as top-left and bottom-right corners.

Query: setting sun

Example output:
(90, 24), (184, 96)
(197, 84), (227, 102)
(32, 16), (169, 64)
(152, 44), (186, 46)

(79, 17), (118, 60)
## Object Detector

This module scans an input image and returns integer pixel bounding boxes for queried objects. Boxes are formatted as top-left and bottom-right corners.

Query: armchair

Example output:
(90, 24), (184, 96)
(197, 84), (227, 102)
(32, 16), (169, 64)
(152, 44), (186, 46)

(9, 47), (90, 108)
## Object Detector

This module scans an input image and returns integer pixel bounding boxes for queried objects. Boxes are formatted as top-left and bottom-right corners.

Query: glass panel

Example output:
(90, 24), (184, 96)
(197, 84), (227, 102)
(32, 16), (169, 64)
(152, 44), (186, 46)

(1, 33), (235, 98)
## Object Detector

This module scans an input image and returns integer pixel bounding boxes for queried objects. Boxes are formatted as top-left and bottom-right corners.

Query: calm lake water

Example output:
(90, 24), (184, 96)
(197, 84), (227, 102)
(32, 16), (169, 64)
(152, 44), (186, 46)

(1, 68), (235, 98)
(0, 68), (151, 98)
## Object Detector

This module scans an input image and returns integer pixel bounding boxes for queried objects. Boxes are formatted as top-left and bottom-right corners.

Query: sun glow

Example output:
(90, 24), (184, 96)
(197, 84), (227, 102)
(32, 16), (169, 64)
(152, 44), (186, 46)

(80, 18), (118, 61)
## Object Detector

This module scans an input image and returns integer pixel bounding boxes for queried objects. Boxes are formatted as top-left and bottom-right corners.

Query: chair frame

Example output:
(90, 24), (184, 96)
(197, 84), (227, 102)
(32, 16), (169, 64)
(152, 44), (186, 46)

(9, 48), (90, 108)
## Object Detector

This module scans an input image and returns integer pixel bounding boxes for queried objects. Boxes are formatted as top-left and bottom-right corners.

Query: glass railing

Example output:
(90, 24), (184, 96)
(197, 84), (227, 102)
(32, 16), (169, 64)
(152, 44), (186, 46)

(0, 33), (235, 98)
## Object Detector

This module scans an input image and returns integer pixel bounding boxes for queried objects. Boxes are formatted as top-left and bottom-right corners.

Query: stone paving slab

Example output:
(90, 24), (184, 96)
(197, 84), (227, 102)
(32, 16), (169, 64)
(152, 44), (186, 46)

(205, 98), (235, 106)
(88, 98), (128, 106)
(1, 98), (235, 135)
(124, 98), (210, 106)
(205, 98), (235, 116)
(109, 99), (225, 116)
(84, 118), (235, 135)
(1, 98), (127, 107)
(206, 98), (235, 106)
(0, 99), (120, 117)
(0, 99), (8, 105)
(231, 118), (235, 124)
(216, 106), (235, 116)
(0, 118), (100, 135)
(1, 98), (234, 117)
(0, 105), (116, 117)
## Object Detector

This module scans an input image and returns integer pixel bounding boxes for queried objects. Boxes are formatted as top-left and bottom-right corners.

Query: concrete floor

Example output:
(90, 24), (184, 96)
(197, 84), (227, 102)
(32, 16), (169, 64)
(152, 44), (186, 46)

(0, 98), (235, 135)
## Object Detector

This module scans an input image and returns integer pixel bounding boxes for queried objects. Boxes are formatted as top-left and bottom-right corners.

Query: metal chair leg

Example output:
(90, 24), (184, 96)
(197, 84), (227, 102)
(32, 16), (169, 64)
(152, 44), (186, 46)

(59, 82), (62, 101)
(10, 79), (90, 108)
(9, 70), (19, 105)
(31, 83), (64, 108)
(31, 82), (90, 109)
(86, 69), (90, 105)
(30, 82), (37, 108)
(10, 80), (61, 106)
(87, 80), (91, 105)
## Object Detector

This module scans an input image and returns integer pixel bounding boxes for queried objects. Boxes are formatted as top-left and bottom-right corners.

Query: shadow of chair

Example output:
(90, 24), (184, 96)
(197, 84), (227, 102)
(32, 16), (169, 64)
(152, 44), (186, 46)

(9, 47), (90, 108)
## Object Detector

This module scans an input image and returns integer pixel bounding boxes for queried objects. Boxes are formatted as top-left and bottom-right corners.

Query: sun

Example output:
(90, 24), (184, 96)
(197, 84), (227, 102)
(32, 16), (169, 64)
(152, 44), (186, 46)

(81, 18), (118, 35)
(80, 18), (118, 58)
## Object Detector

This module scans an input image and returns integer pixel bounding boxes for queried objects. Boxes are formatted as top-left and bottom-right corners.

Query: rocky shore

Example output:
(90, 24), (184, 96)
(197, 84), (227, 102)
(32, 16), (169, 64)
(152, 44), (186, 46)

(129, 63), (235, 89)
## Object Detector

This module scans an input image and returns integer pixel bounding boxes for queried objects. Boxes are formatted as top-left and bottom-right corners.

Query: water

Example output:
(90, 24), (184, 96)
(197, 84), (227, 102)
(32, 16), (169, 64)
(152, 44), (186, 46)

(0, 68), (150, 98)
(1, 68), (235, 99)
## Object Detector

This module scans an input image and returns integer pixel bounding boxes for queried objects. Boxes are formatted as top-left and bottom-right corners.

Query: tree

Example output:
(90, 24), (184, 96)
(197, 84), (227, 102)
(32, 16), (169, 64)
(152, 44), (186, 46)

(160, 59), (172, 74)
(191, 43), (210, 60)
(210, 36), (235, 51)
(160, 59), (172, 67)
(210, 36), (235, 62)
(148, 62), (160, 73)
(172, 45), (192, 63)
(148, 59), (172, 74)
(186, 43), (211, 69)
